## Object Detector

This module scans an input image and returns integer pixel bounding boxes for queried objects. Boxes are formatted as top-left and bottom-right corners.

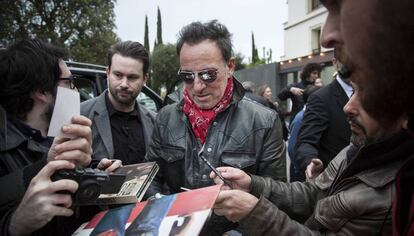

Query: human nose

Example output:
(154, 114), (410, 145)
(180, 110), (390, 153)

(343, 94), (357, 116)
(119, 77), (128, 88)
(192, 74), (207, 92)
(321, 12), (342, 49)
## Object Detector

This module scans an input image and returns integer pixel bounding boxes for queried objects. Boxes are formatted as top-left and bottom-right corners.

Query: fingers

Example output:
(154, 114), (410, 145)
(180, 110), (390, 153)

(97, 158), (111, 170)
(71, 115), (92, 127)
(49, 179), (79, 194)
(52, 193), (74, 209)
(98, 159), (123, 173)
(52, 136), (92, 167)
(216, 167), (243, 180)
(41, 204), (74, 218)
(61, 123), (92, 144)
(36, 160), (75, 180)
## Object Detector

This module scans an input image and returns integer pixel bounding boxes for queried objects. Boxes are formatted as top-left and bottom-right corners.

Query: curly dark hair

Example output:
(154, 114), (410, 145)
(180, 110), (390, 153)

(176, 20), (233, 62)
(0, 39), (68, 119)
(300, 63), (322, 81)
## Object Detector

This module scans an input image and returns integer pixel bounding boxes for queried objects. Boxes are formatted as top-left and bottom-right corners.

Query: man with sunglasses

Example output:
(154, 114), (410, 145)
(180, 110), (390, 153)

(81, 41), (155, 168)
(146, 20), (286, 235)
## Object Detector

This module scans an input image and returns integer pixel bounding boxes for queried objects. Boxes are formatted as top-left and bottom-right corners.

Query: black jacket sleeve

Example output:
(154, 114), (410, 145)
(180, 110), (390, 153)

(294, 93), (329, 172)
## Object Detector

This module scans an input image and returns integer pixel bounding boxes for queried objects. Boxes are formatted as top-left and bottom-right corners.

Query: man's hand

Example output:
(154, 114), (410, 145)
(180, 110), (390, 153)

(210, 167), (251, 191)
(48, 115), (92, 167)
(290, 87), (304, 96)
(214, 190), (258, 222)
(97, 158), (123, 173)
(305, 158), (324, 181)
(9, 160), (78, 236)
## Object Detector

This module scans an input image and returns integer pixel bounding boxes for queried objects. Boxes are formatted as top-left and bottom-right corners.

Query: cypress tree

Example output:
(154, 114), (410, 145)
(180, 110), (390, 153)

(156, 6), (163, 46)
(144, 15), (150, 52)
(251, 32), (259, 63)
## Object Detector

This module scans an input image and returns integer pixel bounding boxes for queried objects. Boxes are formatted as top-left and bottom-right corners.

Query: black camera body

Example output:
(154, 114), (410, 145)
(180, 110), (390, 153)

(52, 168), (125, 205)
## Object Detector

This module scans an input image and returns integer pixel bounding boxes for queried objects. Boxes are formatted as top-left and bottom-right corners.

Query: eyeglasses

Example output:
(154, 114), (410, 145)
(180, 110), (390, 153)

(58, 75), (78, 89)
(177, 68), (218, 84)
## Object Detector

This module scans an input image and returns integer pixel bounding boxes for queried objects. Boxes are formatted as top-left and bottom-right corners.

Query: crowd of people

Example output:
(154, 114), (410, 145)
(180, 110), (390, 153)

(0, 0), (413, 235)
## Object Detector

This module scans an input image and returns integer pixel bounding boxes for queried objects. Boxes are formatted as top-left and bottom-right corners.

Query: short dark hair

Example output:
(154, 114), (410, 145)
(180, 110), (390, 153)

(176, 20), (233, 62)
(0, 39), (68, 119)
(300, 63), (322, 81)
(107, 41), (149, 74)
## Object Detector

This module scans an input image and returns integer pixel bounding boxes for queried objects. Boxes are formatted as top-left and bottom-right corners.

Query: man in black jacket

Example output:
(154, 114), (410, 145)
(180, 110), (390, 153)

(294, 60), (352, 181)
(278, 63), (322, 123)
(0, 39), (117, 235)
(146, 20), (286, 235)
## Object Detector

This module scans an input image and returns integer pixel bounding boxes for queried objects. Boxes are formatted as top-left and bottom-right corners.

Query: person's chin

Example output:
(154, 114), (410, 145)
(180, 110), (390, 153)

(195, 102), (213, 110)
(350, 133), (366, 147)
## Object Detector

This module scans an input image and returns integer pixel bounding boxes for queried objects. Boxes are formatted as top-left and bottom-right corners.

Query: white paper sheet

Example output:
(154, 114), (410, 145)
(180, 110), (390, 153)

(47, 86), (80, 138)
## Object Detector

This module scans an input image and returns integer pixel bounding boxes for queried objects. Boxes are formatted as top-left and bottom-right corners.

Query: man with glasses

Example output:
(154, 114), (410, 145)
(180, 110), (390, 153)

(146, 20), (286, 235)
(0, 39), (119, 235)
(81, 41), (155, 167)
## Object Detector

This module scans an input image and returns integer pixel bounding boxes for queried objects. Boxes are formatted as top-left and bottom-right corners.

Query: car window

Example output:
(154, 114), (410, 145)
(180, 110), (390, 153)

(137, 92), (157, 113)
(74, 77), (97, 102)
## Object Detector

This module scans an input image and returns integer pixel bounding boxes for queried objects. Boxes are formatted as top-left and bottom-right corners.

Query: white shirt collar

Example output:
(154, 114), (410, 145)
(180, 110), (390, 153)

(336, 75), (353, 98)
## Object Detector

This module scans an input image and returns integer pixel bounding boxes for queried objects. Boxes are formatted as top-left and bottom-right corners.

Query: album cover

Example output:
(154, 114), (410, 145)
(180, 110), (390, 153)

(96, 162), (159, 205)
(73, 185), (222, 236)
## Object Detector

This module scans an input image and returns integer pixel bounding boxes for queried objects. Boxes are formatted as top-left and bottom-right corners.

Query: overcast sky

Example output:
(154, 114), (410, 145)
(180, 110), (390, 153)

(114, 0), (288, 63)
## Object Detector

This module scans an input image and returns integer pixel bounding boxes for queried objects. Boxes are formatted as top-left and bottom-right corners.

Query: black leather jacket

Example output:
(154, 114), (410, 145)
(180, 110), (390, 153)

(146, 77), (286, 196)
(0, 107), (93, 235)
(0, 106), (49, 235)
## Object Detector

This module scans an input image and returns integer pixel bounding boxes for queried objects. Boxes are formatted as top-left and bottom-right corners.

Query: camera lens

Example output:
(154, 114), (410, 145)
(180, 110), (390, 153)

(75, 179), (101, 204)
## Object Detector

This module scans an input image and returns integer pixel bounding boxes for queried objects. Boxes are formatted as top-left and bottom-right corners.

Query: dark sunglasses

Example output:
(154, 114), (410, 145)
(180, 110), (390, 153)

(58, 75), (78, 89)
(177, 68), (218, 84)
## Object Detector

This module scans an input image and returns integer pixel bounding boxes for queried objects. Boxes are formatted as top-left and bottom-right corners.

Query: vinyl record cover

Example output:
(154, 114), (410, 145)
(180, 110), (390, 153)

(73, 185), (222, 236)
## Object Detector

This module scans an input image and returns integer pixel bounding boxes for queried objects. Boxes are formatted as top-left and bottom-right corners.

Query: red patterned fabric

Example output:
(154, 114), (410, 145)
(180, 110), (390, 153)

(183, 77), (234, 144)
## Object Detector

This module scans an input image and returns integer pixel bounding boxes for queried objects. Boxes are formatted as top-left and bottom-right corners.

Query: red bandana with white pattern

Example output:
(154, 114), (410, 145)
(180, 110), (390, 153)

(183, 77), (234, 144)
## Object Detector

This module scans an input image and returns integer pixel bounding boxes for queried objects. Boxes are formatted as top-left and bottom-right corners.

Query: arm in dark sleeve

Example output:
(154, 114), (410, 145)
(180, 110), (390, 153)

(0, 156), (46, 236)
(277, 85), (293, 101)
(240, 153), (345, 235)
(144, 116), (167, 197)
(249, 175), (322, 222)
(294, 94), (329, 172)
(257, 116), (287, 182)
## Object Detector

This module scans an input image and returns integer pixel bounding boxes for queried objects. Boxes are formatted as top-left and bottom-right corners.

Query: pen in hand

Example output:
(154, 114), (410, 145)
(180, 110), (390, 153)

(198, 147), (232, 188)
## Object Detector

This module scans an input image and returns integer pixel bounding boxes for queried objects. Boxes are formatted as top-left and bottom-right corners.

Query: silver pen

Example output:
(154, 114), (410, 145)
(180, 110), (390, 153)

(198, 146), (232, 188)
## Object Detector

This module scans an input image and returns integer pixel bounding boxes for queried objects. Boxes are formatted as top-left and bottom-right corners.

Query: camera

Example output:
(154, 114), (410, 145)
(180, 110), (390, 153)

(52, 168), (125, 205)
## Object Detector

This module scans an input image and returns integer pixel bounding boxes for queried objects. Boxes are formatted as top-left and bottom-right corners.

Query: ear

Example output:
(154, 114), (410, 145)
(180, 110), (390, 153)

(31, 90), (50, 104)
(227, 57), (236, 76)
(143, 73), (149, 84)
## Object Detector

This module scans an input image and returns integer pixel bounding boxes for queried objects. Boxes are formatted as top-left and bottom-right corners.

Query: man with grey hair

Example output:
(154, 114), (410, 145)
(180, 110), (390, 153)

(146, 20), (286, 235)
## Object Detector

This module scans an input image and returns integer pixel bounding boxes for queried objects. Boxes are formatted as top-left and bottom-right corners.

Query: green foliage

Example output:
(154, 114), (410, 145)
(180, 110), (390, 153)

(234, 52), (247, 71)
(150, 43), (179, 93)
(0, 0), (118, 64)
(144, 15), (150, 52)
(155, 6), (163, 47)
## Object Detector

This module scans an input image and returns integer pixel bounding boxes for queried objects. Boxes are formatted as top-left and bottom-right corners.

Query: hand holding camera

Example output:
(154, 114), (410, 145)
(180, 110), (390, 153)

(51, 167), (126, 205)
(9, 160), (78, 235)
